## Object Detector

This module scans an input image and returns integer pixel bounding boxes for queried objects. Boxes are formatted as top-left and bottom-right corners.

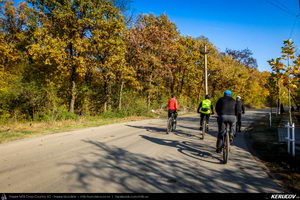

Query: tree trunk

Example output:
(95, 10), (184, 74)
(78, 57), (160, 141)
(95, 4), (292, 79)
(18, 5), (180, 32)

(107, 82), (112, 111)
(68, 42), (76, 113)
(118, 81), (125, 110)
(277, 98), (280, 116)
(179, 69), (186, 94)
(104, 102), (107, 113)
(104, 79), (107, 112)
(104, 75), (112, 112)
(176, 67), (182, 94)
(70, 80), (76, 113)
(291, 93), (300, 111)
(277, 81), (280, 116)
(170, 76), (175, 95)
(198, 85), (202, 102)
(288, 87), (292, 124)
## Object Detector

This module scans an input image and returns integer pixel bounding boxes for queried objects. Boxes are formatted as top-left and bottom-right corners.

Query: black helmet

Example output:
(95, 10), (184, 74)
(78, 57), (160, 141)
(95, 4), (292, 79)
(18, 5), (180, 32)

(205, 95), (210, 99)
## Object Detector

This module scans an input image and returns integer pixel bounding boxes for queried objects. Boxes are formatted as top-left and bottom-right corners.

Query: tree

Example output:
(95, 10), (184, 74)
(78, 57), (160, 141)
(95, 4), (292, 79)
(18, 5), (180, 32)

(27, 0), (126, 113)
(225, 48), (258, 68)
(268, 39), (300, 122)
(0, 0), (29, 119)
(126, 14), (180, 108)
(175, 36), (203, 100)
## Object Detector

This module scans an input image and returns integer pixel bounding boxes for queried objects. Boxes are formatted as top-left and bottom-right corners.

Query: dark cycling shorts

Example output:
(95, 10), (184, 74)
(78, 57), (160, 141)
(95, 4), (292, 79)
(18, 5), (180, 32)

(168, 110), (178, 119)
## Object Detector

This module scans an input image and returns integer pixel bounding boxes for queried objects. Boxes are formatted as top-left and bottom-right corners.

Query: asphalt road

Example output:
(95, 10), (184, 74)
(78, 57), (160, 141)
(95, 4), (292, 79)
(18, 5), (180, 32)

(0, 110), (283, 193)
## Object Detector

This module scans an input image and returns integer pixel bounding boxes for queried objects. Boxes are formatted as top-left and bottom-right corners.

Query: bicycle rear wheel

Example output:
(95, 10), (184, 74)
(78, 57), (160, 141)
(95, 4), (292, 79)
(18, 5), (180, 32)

(201, 120), (206, 140)
(172, 119), (177, 131)
(223, 130), (230, 164)
(167, 118), (172, 134)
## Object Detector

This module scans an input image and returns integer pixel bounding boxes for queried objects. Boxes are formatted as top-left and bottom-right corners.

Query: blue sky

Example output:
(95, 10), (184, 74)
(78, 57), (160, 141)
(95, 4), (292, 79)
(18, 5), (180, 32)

(131, 0), (300, 72)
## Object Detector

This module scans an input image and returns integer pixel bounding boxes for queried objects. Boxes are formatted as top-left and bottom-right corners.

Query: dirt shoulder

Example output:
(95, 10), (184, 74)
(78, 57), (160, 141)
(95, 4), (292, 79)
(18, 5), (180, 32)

(244, 112), (300, 193)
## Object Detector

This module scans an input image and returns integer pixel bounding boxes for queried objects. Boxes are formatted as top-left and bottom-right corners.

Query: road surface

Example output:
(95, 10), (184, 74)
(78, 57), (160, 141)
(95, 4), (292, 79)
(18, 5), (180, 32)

(0, 110), (283, 193)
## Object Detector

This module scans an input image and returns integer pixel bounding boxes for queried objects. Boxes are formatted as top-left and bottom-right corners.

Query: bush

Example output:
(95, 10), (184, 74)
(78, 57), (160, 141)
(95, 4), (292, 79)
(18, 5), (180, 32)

(0, 109), (10, 122)
(100, 110), (129, 119)
(33, 106), (79, 122)
(119, 92), (149, 116)
(0, 79), (48, 120)
(55, 110), (79, 121)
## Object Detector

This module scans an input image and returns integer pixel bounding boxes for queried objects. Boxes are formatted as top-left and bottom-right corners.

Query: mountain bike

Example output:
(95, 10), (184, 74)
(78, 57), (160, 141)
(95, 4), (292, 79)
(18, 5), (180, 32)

(167, 112), (177, 134)
(222, 123), (230, 164)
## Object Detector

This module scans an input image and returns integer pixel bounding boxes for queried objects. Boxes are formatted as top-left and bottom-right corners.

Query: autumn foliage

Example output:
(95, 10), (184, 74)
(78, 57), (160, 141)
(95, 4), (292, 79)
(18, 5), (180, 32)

(268, 39), (300, 113)
(0, 0), (290, 121)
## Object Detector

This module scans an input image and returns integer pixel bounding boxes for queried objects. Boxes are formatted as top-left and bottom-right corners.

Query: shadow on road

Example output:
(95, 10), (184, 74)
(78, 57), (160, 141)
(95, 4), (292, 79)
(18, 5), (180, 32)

(127, 111), (272, 158)
(57, 111), (282, 193)
(172, 129), (202, 140)
(126, 125), (166, 134)
(59, 138), (282, 193)
(140, 135), (222, 164)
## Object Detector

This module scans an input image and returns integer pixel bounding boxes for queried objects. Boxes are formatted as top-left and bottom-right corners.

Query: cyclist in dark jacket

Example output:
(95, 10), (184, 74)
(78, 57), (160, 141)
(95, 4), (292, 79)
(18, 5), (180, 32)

(236, 96), (245, 133)
(215, 90), (237, 153)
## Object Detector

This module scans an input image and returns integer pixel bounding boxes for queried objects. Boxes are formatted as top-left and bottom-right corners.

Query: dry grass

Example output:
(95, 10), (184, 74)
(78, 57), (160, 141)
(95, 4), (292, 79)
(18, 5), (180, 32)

(247, 113), (300, 193)
(0, 111), (194, 144)
(0, 115), (150, 144)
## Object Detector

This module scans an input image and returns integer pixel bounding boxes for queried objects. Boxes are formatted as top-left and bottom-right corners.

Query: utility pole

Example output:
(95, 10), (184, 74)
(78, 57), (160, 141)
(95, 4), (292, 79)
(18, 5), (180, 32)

(288, 56), (293, 124)
(204, 45), (209, 95)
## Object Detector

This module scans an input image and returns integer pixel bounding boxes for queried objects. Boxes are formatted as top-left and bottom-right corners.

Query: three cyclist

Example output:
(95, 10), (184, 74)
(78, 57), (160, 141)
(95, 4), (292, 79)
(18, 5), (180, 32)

(197, 95), (214, 132)
(165, 91), (245, 156)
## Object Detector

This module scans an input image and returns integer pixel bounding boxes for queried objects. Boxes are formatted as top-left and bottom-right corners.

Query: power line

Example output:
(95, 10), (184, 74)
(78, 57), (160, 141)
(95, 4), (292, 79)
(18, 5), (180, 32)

(274, 0), (297, 15)
(289, 15), (299, 39)
(265, 0), (297, 16)
(266, 0), (300, 54)
(265, 0), (299, 41)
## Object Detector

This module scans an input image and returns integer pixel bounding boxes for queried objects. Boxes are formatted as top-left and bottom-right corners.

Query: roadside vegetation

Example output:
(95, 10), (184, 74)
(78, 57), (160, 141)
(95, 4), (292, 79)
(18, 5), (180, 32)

(0, 108), (174, 143)
(0, 112), (150, 144)
(246, 111), (300, 193)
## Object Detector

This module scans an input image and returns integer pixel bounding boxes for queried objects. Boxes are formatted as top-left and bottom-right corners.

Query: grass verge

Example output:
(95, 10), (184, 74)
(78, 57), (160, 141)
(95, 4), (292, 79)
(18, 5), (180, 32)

(245, 112), (300, 193)
(0, 110), (194, 144)
(0, 115), (149, 144)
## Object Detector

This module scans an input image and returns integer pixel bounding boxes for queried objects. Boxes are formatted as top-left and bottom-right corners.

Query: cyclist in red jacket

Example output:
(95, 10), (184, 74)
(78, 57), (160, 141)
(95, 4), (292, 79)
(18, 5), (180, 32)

(167, 95), (179, 120)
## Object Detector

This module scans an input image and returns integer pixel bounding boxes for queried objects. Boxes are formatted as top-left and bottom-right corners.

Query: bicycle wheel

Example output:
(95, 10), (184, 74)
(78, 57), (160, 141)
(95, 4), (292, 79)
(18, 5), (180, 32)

(167, 118), (172, 134)
(172, 119), (177, 131)
(223, 130), (230, 164)
(202, 120), (206, 140)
